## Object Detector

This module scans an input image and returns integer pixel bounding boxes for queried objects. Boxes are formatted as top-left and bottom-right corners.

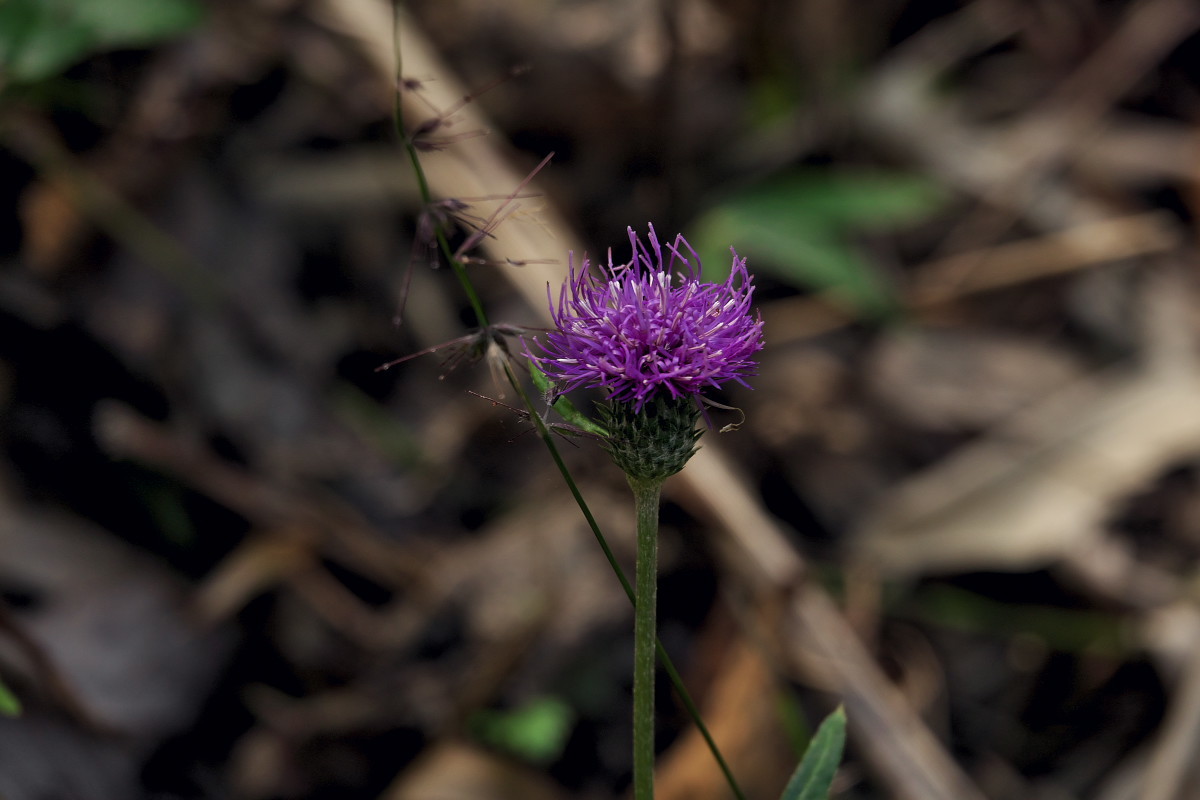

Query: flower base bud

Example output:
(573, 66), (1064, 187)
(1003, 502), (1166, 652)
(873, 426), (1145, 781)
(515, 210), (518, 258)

(601, 395), (702, 482)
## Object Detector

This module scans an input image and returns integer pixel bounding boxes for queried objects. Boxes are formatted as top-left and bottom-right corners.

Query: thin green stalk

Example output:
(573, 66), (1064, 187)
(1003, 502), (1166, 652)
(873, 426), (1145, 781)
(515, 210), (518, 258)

(506, 369), (746, 800)
(392, 6), (489, 329)
(391, 13), (745, 797)
(630, 476), (662, 800)
(517, 367), (751, 800)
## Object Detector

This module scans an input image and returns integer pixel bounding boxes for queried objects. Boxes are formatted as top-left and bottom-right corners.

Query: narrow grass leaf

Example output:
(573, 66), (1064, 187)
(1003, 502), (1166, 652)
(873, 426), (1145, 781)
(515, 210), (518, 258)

(530, 361), (608, 436)
(780, 705), (846, 800)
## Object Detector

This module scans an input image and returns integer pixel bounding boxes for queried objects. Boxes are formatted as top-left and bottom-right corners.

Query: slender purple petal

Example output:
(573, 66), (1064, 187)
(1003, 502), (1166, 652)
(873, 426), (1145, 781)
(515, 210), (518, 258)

(530, 225), (764, 411)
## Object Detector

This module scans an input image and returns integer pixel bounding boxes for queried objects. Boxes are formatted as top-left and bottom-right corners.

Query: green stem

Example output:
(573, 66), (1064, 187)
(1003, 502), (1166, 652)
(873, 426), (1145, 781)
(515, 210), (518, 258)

(392, 5), (490, 330)
(391, 17), (743, 798)
(509, 366), (745, 800)
(630, 476), (663, 800)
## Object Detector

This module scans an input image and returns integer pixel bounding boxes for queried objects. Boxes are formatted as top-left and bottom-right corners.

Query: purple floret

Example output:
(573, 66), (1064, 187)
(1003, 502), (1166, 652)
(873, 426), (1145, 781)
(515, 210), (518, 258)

(531, 224), (764, 410)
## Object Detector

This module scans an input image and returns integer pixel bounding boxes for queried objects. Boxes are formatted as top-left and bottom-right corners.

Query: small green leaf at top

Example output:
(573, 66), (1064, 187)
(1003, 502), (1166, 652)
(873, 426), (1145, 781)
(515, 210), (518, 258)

(0, 677), (21, 717)
(780, 705), (846, 800)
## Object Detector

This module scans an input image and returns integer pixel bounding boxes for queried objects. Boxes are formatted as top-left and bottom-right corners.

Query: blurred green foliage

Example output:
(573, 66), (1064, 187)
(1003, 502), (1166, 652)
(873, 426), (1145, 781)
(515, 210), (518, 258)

(0, 677), (19, 717)
(691, 170), (946, 318)
(331, 383), (428, 469)
(904, 583), (1130, 656)
(137, 479), (196, 547)
(0, 0), (203, 86)
(469, 696), (575, 765)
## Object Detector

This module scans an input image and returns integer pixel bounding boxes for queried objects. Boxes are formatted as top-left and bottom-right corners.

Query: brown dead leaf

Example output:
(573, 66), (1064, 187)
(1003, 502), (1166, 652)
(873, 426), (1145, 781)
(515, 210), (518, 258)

(867, 328), (1084, 432)
(382, 740), (564, 800)
(853, 267), (1200, 576)
(19, 179), (84, 274)
(192, 529), (317, 624)
(855, 363), (1200, 577)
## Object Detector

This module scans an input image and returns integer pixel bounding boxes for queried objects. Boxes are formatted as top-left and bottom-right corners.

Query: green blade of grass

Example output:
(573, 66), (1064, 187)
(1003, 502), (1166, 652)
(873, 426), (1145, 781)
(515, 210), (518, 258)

(780, 706), (846, 800)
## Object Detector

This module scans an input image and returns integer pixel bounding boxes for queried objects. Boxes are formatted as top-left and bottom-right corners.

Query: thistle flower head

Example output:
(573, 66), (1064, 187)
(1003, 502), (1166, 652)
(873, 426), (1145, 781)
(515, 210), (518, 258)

(531, 224), (764, 412)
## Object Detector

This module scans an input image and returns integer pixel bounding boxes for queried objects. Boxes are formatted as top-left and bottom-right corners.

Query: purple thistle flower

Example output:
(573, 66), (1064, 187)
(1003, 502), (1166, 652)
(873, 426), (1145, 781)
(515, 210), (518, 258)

(532, 224), (764, 411)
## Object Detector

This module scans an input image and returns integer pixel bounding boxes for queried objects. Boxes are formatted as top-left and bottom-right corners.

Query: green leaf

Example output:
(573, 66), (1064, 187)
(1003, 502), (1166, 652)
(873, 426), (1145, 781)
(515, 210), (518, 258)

(0, 678), (21, 717)
(780, 706), (846, 800)
(529, 361), (608, 437)
(691, 170), (946, 319)
(69, 0), (204, 49)
(470, 696), (574, 765)
(528, 358), (553, 396)
(737, 171), (945, 232)
(0, 1), (94, 83)
(694, 208), (896, 317)
(0, 0), (203, 85)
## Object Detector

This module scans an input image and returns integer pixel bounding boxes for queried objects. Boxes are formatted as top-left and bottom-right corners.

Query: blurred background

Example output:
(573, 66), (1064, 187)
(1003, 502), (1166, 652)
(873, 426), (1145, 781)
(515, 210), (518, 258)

(3, 0), (1200, 798)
